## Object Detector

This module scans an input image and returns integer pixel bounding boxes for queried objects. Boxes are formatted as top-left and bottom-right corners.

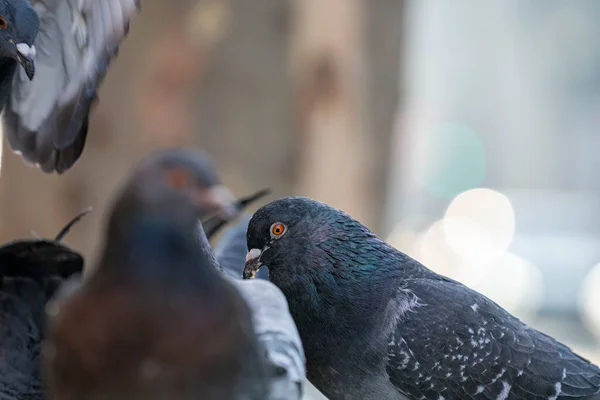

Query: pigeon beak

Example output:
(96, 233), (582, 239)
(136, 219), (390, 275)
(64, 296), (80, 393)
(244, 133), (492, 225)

(13, 42), (35, 80)
(199, 188), (271, 240)
(195, 185), (239, 221)
(243, 248), (263, 279)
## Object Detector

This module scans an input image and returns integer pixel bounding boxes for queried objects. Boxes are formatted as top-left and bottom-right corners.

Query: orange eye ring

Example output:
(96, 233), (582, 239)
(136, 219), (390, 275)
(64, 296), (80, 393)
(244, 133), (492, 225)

(0, 17), (7, 30)
(270, 222), (287, 238)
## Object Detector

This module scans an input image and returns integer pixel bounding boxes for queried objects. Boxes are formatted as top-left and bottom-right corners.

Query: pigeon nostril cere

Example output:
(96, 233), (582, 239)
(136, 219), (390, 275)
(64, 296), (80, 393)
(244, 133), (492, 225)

(245, 248), (261, 263)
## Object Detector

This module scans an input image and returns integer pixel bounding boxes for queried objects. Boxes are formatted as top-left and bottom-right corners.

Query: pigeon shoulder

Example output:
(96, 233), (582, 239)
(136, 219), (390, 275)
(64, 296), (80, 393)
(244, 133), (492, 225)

(384, 277), (600, 399)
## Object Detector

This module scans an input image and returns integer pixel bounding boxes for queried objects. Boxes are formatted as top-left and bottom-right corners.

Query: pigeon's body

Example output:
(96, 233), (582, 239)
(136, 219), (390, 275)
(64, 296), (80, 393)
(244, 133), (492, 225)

(244, 196), (600, 400)
(214, 216), (305, 399)
(0, 277), (57, 400)
(1, 0), (139, 173)
(45, 150), (268, 400)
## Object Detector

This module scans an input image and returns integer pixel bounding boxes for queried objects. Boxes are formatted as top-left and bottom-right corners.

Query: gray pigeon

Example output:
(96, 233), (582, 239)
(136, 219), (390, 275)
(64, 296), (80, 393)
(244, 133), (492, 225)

(244, 196), (600, 400)
(44, 149), (268, 400)
(1, 0), (139, 173)
(213, 215), (306, 399)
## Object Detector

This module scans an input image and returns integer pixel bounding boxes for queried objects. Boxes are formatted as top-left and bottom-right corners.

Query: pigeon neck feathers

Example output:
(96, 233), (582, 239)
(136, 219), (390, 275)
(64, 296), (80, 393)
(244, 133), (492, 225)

(99, 182), (220, 284)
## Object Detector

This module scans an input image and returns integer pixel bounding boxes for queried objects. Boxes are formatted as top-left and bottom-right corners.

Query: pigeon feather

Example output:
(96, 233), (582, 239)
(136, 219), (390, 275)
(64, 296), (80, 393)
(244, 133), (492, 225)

(4, 0), (140, 173)
(215, 216), (306, 399)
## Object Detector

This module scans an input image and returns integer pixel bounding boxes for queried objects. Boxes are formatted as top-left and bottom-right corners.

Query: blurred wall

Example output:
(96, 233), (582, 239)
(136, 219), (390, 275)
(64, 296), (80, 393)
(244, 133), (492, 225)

(0, 0), (403, 263)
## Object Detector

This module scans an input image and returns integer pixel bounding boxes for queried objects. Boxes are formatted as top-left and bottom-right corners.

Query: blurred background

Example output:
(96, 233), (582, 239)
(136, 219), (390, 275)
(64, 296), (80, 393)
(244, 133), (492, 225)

(1, 1), (600, 398)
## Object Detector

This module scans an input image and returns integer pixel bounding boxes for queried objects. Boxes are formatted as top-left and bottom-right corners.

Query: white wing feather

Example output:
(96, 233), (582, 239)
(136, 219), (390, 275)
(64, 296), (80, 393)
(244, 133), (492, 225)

(4, 0), (139, 173)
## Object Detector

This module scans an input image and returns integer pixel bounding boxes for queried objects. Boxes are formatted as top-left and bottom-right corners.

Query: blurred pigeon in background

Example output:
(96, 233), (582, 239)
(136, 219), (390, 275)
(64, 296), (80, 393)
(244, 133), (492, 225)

(244, 196), (600, 400)
(135, 147), (261, 242)
(212, 215), (306, 399)
(0, 0), (140, 173)
(0, 209), (88, 400)
(203, 190), (270, 242)
(44, 148), (268, 400)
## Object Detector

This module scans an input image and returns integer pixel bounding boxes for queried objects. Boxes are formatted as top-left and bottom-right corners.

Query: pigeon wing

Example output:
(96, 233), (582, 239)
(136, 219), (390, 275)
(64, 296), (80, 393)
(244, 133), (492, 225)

(4, 0), (139, 173)
(215, 215), (306, 398)
(231, 278), (306, 400)
(386, 277), (600, 399)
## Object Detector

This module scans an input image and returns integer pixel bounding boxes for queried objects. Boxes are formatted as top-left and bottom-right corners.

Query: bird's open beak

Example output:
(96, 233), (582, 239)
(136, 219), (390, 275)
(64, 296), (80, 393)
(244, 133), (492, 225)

(243, 248), (264, 279)
(13, 42), (35, 80)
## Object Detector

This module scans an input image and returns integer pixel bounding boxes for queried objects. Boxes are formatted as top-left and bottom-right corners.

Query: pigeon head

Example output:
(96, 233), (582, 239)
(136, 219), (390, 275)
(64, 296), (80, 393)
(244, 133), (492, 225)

(134, 147), (240, 221)
(112, 148), (235, 226)
(243, 197), (390, 286)
(101, 149), (232, 274)
(0, 0), (38, 80)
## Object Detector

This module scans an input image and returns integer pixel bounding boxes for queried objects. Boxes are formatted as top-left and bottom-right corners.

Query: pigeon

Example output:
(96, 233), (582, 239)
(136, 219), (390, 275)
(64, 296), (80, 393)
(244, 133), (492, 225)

(0, 207), (90, 283)
(0, 0), (140, 173)
(0, 209), (88, 400)
(211, 214), (306, 399)
(243, 196), (600, 400)
(44, 149), (268, 400)
(135, 147), (263, 242)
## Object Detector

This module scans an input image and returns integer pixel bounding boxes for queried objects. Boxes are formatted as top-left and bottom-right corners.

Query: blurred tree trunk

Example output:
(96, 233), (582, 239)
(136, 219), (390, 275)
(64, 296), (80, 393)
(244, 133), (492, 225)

(193, 0), (295, 201)
(290, 0), (371, 225)
(366, 0), (405, 235)
(290, 0), (404, 232)
(0, 0), (403, 271)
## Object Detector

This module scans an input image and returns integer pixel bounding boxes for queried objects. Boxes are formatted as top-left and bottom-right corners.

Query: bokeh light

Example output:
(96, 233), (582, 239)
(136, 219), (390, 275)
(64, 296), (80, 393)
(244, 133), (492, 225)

(415, 219), (465, 279)
(386, 225), (419, 255)
(579, 263), (600, 341)
(443, 188), (515, 265)
(471, 253), (543, 318)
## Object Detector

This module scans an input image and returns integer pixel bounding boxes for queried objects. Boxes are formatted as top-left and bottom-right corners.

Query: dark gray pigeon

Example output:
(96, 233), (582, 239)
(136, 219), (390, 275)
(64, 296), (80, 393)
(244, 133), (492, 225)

(0, 209), (88, 400)
(1, 0), (139, 173)
(44, 149), (268, 400)
(244, 196), (600, 400)
(213, 215), (306, 399)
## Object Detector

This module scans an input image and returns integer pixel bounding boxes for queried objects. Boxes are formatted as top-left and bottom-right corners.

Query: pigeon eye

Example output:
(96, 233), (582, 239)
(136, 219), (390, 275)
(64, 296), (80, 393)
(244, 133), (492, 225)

(0, 17), (7, 30)
(167, 168), (191, 188)
(270, 223), (287, 238)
